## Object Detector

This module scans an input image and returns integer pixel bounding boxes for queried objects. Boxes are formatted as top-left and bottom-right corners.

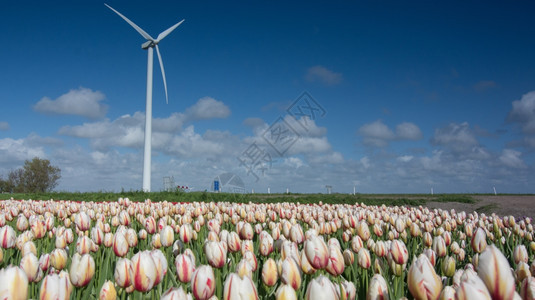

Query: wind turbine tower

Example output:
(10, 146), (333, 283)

(105, 4), (184, 192)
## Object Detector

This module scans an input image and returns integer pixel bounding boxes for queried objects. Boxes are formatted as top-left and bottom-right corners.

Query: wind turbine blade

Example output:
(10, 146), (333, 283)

(155, 45), (169, 104)
(156, 19), (185, 42)
(105, 3), (154, 41)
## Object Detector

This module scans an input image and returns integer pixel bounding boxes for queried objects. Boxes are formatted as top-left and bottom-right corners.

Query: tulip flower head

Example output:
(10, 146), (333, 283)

(40, 270), (73, 300)
(367, 274), (389, 300)
(191, 265), (216, 300)
(223, 272), (259, 300)
(407, 254), (443, 300)
(131, 250), (158, 292)
(0, 265), (28, 300)
(276, 284), (298, 300)
(477, 245), (516, 300)
(99, 280), (117, 300)
(69, 253), (96, 287)
(304, 275), (339, 300)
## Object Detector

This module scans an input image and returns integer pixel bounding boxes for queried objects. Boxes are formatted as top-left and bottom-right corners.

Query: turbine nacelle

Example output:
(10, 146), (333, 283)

(142, 40), (155, 49)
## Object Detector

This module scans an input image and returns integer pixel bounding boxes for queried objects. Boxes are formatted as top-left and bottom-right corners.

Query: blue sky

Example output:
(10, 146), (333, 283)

(1, 1), (535, 193)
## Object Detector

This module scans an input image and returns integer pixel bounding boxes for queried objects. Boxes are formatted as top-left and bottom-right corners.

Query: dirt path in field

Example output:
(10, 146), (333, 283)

(425, 195), (535, 219)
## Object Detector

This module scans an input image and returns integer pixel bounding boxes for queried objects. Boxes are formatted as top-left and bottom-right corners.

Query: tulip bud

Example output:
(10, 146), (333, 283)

(131, 250), (158, 292)
(223, 272), (259, 300)
(20, 252), (42, 282)
(305, 275), (338, 300)
(432, 236), (447, 258)
(339, 280), (356, 300)
(99, 280), (117, 300)
(161, 287), (193, 300)
(262, 258), (278, 287)
(114, 258), (134, 288)
(0, 225), (16, 248)
(390, 240), (409, 265)
(0, 265), (28, 300)
(276, 284), (298, 300)
(407, 254), (442, 300)
(160, 225), (175, 247)
(304, 235), (329, 270)
(438, 286), (455, 300)
(477, 245), (516, 300)
(204, 240), (227, 268)
(191, 265), (216, 300)
(520, 277), (535, 300)
(343, 249), (355, 266)
(175, 254), (195, 283)
(442, 256), (456, 277)
(515, 262), (531, 284)
(76, 235), (93, 255)
(40, 270), (73, 300)
(367, 274), (389, 300)
(150, 249), (168, 286)
(69, 253), (96, 287)
(471, 227), (487, 253)
(281, 257), (302, 290)
(513, 244), (528, 265)
(50, 248), (68, 270)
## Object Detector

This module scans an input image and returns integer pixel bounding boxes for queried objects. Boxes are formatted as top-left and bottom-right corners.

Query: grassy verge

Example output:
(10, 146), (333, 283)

(0, 191), (482, 207)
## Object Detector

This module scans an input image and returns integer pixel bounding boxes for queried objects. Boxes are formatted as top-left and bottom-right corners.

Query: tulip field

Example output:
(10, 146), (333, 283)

(1, 196), (535, 299)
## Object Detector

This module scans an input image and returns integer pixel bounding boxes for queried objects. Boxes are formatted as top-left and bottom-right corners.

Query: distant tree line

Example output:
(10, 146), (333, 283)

(0, 157), (61, 193)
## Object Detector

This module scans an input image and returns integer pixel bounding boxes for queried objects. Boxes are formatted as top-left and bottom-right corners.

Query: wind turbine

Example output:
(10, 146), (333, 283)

(105, 4), (184, 192)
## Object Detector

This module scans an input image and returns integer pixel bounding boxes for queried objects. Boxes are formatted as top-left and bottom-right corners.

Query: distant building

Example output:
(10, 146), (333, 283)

(211, 172), (246, 193)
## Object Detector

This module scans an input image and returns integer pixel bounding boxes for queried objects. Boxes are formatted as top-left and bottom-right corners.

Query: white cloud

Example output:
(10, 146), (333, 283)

(358, 120), (422, 147)
(0, 137), (46, 171)
(0, 122), (9, 131)
(358, 120), (395, 147)
(396, 122), (423, 140)
(305, 65), (342, 86)
(431, 122), (478, 151)
(397, 155), (414, 162)
(499, 149), (526, 169)
(33, 87), (108, 119)
(185, 97), (230, 121)
(507, 91), (535, 135)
